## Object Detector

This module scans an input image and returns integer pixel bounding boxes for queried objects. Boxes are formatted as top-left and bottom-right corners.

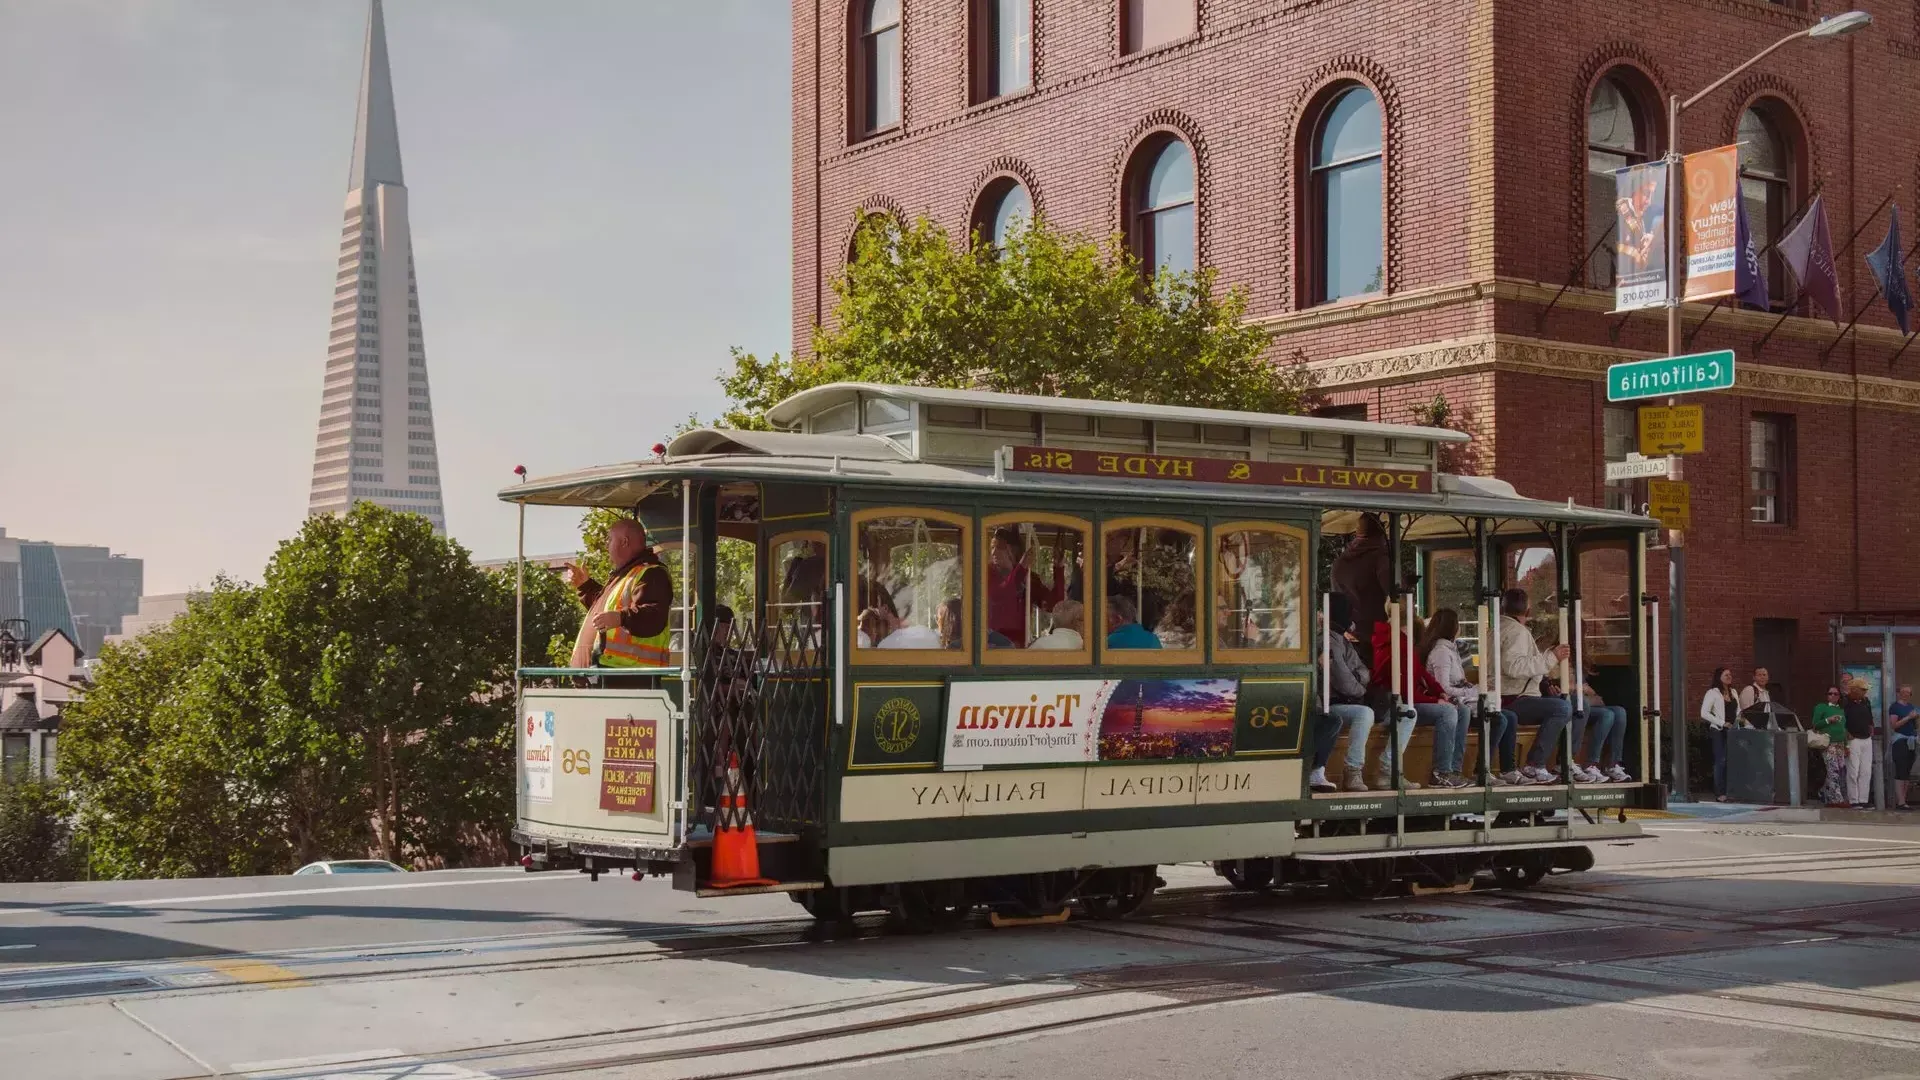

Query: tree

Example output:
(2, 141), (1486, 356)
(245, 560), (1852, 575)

(712, 215), (1312, 430)
(0, 778), (82, 883)
(61, 506), (576, 877)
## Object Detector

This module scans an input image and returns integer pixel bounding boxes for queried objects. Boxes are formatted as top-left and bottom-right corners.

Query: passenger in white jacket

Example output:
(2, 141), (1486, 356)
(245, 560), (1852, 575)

(1497, 589), (1572, 784)
(1422, 608), (1516, 785)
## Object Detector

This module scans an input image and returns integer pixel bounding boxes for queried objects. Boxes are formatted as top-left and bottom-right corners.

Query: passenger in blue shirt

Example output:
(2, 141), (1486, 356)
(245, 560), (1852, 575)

(1890, 685), (1916, 811)
(1104, 594), (1163, 650)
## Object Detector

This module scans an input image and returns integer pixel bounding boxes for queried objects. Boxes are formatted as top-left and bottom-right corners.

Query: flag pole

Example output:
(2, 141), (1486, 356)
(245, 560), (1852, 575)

(1886, 330), (1918, 367)
(1817, 234), (1920, 364)
(1753, 189), (1895, 354)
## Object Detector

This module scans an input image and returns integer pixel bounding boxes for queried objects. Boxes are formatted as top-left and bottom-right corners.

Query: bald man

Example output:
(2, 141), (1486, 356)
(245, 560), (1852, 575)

(563, 519), (675, 669)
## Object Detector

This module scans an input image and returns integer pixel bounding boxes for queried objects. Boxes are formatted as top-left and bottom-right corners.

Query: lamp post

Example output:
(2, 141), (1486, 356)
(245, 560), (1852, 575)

(1658, 10), (1870, 799)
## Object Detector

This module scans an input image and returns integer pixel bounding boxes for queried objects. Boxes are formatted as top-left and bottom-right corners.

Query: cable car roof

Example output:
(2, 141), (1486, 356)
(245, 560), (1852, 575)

(763, 382), (1472, 443)
(499, 443), (1654, 535)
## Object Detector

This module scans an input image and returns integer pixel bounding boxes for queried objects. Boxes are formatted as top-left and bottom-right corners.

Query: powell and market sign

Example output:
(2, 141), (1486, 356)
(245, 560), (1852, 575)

(1010, 446), (1434, 494)
(1606, 350), (1736, 403)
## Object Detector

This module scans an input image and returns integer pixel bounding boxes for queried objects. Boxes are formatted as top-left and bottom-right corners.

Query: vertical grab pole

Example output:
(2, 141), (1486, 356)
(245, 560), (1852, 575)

(676, 479), (694, 848)
(1557, 527), (1574, 787)
(1321, 591), (1333, 713)
(1573, 597), (1587, 777)
(514, 500), (525, 693)
(1650, 598), (1663, 788)
(834, 582), (848, 726)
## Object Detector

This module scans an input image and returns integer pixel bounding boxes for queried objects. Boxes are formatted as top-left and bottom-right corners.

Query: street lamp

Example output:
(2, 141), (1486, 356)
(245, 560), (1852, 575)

(1657, 10), (1869, 801)
(1663, 10), (1871, 355)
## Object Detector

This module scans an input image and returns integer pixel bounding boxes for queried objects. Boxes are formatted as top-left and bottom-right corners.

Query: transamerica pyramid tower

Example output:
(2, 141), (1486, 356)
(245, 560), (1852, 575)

(308, 0), (445, 533)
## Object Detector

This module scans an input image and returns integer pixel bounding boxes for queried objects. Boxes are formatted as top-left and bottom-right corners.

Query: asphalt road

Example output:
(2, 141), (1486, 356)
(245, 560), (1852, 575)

(4, 819), (1920, 1080)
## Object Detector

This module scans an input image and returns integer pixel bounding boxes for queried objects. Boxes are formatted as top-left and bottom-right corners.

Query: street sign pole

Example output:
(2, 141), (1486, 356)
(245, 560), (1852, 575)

(1662, 97), (1690, 800)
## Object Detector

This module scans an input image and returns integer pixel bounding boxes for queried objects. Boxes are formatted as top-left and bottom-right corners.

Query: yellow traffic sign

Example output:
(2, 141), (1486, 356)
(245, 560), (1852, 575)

(1639, 405), (1704, 456)
(1648, 479), (1691, 530)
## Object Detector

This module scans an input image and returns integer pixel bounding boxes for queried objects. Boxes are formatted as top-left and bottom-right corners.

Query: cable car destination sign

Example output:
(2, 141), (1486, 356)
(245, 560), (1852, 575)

(1009, 446), (1435, 494)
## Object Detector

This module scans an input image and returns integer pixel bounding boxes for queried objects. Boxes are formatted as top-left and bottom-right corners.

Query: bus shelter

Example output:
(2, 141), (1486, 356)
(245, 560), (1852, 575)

(1829, 612), (1920, 811)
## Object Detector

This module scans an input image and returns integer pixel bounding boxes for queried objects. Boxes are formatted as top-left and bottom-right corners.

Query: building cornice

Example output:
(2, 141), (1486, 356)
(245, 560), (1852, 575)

(1307, 333), (1920, 413)
(1251, 275), (1916, 352)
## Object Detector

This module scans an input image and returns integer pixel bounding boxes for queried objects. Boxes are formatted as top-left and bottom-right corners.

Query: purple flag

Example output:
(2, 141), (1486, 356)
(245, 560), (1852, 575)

(1734, 197), (1770, 310)
(1866, 206), (1914, 336)
(1777, 194), (1841, 324)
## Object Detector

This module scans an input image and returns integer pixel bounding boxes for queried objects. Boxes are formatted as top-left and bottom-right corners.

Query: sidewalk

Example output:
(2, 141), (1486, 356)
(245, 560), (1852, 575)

(1647, 800), (1920, 826)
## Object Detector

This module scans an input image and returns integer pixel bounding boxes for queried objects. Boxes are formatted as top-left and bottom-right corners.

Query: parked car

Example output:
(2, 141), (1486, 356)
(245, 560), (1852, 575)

(291, 859), (407, 875)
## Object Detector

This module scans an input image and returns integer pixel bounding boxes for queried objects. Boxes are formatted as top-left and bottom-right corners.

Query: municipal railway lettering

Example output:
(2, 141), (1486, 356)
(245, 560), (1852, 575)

(911, 780), (1047, 806)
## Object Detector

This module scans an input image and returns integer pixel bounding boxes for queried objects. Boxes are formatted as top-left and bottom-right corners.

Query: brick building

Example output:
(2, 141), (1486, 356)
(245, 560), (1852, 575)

(789, 0), (1920, 715)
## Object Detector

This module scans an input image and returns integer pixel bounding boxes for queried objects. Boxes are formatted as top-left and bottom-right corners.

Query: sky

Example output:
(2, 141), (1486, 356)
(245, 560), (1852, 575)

(0, 1), (793, 593)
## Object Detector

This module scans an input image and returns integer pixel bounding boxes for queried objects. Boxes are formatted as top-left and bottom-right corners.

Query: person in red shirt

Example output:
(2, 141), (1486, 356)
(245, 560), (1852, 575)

(1370, 619), (1469, 788)
(987, 526), (1065, 648)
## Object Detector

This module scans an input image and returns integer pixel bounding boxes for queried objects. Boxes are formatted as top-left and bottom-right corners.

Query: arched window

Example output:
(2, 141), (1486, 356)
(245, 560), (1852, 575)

(1739, 103), (1796, 308)
(1309, 85), (1384, 304)
(1586, 72), (1652, 288)
(847, 211), (902, 266)
(853, 0), (902, 138)
(973, 178), (1032, 250)
(972, 0), (1031, 102)
(1127, 136), (1195, 277)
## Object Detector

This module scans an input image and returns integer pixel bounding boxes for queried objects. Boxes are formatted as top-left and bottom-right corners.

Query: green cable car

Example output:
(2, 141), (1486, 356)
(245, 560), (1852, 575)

(504, 383), (1665, 925)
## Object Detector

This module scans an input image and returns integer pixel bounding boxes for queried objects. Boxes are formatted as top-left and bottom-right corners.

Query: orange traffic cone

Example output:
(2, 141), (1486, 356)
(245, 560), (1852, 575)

(709, 752), (775, 889)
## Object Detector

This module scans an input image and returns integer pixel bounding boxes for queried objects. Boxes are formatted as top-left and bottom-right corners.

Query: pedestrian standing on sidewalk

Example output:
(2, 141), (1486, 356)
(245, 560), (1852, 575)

(1701, 666), (1737, 802)
(1844, 679), (1877, 810)
(1809, 685), (1849, 807)
(1888, 685), (1916, 811)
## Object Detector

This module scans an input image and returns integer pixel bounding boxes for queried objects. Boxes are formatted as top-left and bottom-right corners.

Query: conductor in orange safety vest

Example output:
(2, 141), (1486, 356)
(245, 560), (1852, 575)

(563, 519), (675, 670)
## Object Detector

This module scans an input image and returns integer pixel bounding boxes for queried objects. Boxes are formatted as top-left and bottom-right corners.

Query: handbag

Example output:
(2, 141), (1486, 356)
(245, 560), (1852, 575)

(1807, 731), (1831, 750)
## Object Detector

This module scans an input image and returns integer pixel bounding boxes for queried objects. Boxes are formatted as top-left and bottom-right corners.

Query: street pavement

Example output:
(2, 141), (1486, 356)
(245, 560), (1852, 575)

(4, 818), (1920, 1080)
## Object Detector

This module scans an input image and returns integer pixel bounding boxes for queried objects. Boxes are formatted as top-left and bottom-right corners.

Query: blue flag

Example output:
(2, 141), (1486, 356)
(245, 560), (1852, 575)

(1734, 197), (1770, 310)
(1867, 205), (1914, 335)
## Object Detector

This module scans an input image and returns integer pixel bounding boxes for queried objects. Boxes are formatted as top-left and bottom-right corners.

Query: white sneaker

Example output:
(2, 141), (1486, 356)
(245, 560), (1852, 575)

(1605, 764), (1632, 782)
(1571, 765), (1602, 784)
(1521, 765), (1558, 785)
(1309, 767), (1336, 792)
(1494, 770), (1522, 786)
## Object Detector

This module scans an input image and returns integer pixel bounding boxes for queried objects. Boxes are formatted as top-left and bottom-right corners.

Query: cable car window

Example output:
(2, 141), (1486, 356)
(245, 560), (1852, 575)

(769, 534), (827, 631)
(982, 514), (1090, 661)
(1580, 542), (1633, 664)
(1101, 520), (1200, 659)
(1504, 542), (1560, 643)
(852, 510), (970, 659)
(1424, 546), (1482, 669)
(1212, 523), (1307, 661)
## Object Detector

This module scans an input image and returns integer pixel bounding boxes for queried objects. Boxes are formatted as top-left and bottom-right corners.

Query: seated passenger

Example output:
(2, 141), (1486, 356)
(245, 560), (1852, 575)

(1497, 588), (1574, 784)
(1370, 618), (1465, 789)
(864, 604), (946, 649)
(1153, 594), (1196, 650)
(987, 527), (1065, 647)
(1030, 600), (1086, 651)
(1309, 594), (1380, 793)
(935, 597), (963, 650)
(1105, 595), (1162, 650)
(1421, 607), (1512, 786)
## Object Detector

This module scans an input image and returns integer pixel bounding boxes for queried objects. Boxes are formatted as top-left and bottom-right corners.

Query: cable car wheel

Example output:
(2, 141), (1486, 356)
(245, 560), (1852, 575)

(892, 880), (972, 932)
(1079, 866), (1159, 920)
(1329, 856), (1398, 901)
(1213, 858), (1275, 891)
(1490, 853), (1550, 890)
(793, 885), (849, 922)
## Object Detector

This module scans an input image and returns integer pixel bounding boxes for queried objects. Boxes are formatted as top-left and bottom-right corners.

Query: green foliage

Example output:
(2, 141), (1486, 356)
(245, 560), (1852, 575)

(1407, 392), (1482, 476)
(0, 778), (82, 882)
(712, 215), (1311, 430)
(60, 505), (575, 877)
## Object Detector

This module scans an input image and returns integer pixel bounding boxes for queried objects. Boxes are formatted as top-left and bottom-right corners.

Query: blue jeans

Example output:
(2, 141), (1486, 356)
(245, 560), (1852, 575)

(1415, 702), (1472, 775)
(1710, 725), (1728, 795)
(1581, 705), (1627, 764)
(1494, 709), (1519, 773)
(1312, 703), (1376, 771)
(1509, 694), (1573, 768)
